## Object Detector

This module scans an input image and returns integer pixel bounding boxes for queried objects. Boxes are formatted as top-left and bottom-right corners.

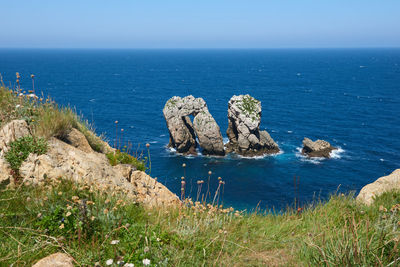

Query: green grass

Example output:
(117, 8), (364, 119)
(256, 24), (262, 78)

(5, 136), (47, 172)
(0, 180), (399, 266)
(106, 150), (146, 171)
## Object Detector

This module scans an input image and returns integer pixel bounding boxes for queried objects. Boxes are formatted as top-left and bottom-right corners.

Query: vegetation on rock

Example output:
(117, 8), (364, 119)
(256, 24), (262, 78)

(5, 136), (47, 172)
(107, 150), (146, 171)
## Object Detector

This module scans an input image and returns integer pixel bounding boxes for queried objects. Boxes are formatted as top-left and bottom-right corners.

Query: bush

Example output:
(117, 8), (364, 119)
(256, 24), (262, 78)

(4, 136), (48, 172)
(106, 150), (146, 171)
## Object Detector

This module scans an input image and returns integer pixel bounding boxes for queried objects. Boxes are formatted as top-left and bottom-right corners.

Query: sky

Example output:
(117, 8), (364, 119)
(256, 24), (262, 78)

(0, 0), (399, 48)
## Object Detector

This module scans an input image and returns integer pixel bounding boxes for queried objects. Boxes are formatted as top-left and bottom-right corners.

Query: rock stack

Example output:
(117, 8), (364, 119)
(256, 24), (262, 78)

(225, 95), (279, 156)
(163, 95), (225, 156)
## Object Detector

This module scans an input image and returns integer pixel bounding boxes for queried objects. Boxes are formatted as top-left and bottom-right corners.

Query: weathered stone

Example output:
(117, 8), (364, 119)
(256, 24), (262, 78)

(357, 169), (400, 205)
(163, 96), (224, 156)
(301, 137), (336, 158)
(63, 128), (93, 153)
(193, 111), (225, 156)
(0, 120), (30, 156)
(32, 253), (74, 267)
(226, 95), (279, 156)
(130, 171), (180, 207)
(0, 120), (180, 208)
(17, 138), (178, 207)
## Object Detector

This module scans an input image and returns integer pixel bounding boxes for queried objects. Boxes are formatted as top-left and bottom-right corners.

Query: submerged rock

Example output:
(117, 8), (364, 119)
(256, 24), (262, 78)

(225, 95), (279, 156)
(163, 96), (225, 156)
(357, 169), (400, 205)
(301, 137), (336, 158)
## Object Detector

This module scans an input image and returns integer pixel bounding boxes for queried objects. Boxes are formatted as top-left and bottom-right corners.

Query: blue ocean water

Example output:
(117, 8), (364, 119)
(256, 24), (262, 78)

(1, 49), (399, 210)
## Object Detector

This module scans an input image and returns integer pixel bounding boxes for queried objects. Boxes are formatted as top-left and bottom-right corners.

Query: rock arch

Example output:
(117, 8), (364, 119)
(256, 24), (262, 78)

(163, 96), (225, 156)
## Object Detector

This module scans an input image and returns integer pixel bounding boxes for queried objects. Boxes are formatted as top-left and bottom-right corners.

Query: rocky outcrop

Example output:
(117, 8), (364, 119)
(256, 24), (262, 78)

(0, 120), (179, 208)
(225, 95), (279, 156)
(301, 138), (336, 158)
(0, 120), (31, 156)
(32, 253), (74, 267)
(163, 96), (225, 156)
(357, 169), (400, 205)
(63, 128), (93, 153)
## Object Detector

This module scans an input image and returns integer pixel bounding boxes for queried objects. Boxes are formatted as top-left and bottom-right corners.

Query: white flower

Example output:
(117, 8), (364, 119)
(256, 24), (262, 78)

(124, 264), (134, 267)
(142, 259), (150, 265)
(27, 93), (38, 99)
(15, 104), (21, 108)
(19, 93), (24, 96)
(110, 239), (120, 245)
(106, 259), (113, 265)
(143, 246), (149, 253)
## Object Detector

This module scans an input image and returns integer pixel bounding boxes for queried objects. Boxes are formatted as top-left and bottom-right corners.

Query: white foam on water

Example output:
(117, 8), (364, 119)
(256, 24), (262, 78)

(295, 147), (324, 165)
(330, 147), (345, 159)
(160, 134), (166, 137)
(223, 137), (229, 145)
(380, 158), (385, 162)
(149, 140), (158, 144)
(287, 130), (293, 133)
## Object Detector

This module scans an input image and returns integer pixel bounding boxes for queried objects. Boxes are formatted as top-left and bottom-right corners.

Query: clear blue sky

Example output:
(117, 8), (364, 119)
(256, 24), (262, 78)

(1, 0), (399, 48)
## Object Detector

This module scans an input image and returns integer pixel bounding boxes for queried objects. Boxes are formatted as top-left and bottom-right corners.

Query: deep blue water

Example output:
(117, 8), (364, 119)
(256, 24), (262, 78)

(1, 49), (399, 210)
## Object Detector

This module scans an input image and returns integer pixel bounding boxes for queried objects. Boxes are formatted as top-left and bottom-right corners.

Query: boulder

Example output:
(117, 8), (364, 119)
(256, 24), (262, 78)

(302, 137), (336, 158)
(0, 120), (31, 156)
(63, 128), (93, 153)
(163, 96), (225, 156)
(357, 169), (400, 205)
(32, 253), (74, 267)
(225, 95), (279, 156)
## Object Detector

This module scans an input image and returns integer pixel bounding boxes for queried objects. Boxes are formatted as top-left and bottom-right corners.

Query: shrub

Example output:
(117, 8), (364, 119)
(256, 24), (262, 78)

(106, 150), (146, 171)
(4, 136), (48, 172)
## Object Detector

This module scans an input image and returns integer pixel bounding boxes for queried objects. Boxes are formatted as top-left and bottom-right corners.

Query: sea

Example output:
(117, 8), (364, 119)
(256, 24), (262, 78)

(0, 48), (399, 211)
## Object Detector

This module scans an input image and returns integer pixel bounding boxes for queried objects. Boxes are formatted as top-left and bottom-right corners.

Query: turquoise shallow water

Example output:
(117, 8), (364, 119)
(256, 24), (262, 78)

(1, 49), (399, 210)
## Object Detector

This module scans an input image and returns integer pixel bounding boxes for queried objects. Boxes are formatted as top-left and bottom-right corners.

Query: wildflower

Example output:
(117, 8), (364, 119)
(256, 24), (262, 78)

(58, 191), (62, 196)
(146, 143), (150, 148)
(66, 211), (72, 217)
(156, 238), (160, 242)
(31, 74), (35, 79)
(110, 240), (120, 245)
(59, 223), (65, 229)
(15, 104), (21, 108)
(37, 213), (42, 218)
(115, 120), (118, 124)
(91, 216), (95, 221)
(67, 205), (73, 210)
(87, 200), (95, 205)
(208, 171), (212, 175)
(124, 264), (134, 267)
(182, 163), (186, 168)
(144, 246), (149, 252)
(26, 197), (31, 202)
(105, 199), (111, 204)
(142, 259), (151, 266)
(71, 196), (79, 201)
(104, 208), (109, 214)
(117, 261), (124, 265)
(106, 259), (113, 265)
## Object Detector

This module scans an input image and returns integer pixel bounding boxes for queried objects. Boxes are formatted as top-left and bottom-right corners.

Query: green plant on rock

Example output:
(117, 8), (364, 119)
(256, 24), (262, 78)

(106, 150), (146, 171)
(238, 95), (260, 117)
(4, 136), (48, 172)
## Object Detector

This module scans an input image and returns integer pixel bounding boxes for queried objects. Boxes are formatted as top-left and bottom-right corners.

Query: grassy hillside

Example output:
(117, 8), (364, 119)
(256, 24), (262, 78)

(0, 81), (399, 266)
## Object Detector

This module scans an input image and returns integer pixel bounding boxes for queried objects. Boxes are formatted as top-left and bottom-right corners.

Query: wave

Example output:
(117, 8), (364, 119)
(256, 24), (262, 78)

(330, 147), (345, 159)
(295, 147), (323, 164)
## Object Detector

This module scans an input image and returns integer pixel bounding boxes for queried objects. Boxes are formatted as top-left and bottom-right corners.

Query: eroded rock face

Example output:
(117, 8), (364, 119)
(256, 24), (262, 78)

(225, 95), (279, 156)
(0, 120), (179, 208)
(32, 253), (74, 267)
(0, 120), (31, 156)
(301, 137), (336, 158)
(357, 169), (400, 205)
(163, 96), (225, 156)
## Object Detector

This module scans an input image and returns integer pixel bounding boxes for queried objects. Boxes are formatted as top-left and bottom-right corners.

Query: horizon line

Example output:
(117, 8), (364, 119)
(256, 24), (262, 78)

(0, 46), (399, 50)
